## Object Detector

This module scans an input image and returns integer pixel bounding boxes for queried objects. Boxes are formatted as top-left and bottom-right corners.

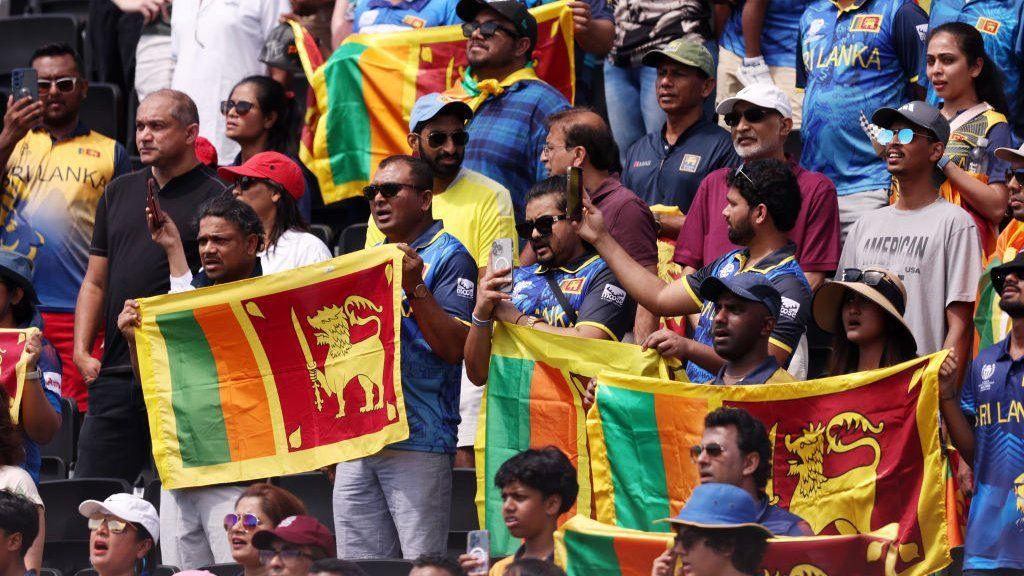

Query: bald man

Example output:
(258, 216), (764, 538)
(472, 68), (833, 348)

(540, 107), (659, 340)
(74, 89), (227, 481)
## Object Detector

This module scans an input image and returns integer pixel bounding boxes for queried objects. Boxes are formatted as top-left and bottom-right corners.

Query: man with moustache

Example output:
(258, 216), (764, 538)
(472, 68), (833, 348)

(940, 253), (1024, 574)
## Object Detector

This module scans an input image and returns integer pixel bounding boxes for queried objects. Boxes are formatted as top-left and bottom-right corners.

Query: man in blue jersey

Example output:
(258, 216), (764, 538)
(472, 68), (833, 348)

(578, 157), (811, 383)
(716, 0), (809, 128)
(334, 155), (477, 560)
(940, 252), (1024, 574)
(796, 0), (928, 238)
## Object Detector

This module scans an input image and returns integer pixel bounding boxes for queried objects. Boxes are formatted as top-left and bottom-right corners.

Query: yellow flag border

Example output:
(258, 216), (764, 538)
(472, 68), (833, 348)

(135, 246), (407, 489)
(0, 327), (36, 426)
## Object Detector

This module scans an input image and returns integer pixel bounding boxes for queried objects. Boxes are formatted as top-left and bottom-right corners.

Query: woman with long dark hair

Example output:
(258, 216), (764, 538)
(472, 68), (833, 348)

(222, 75), (320, 221)
(813, 268), (918, 375)
(927, 22), (1014, 254)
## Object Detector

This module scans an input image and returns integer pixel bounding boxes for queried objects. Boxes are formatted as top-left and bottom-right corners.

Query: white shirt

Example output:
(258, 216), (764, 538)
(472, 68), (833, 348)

(170, 0), (288, 162)
(260, 228), (333, 274)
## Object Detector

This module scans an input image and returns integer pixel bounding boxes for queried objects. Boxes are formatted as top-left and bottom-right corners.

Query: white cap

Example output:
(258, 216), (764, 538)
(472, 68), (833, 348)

(716, 83), (793, 119)
(79, 493), (160, 543)
(995, 142), (1024, 164)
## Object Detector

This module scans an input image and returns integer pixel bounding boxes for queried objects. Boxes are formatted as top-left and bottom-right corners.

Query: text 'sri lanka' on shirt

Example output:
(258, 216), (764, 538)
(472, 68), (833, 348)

(796, 0), (928, 196)
(959, 336), (1024, 572)
(836, 198), (982, 354)
(721, 0), (811, 68)
(1, 123), (131, 312)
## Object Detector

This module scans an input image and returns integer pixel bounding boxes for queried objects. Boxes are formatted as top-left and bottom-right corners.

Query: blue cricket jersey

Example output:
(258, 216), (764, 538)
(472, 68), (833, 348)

(721, 0), (811, 67)
(353, 0), (461, 33)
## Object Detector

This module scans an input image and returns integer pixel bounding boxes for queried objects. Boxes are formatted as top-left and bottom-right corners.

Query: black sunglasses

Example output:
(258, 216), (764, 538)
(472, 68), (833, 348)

(516, 214), (568, 238)
(38, 77), (78, 94)
(1006, 168), (1024, 184)
(723, 107), (774, 127)
(426, 130), (469, 148)
(363, 182), (423, 201)
(220, 99), (257, 116)
(462, 20), (519, 39)
(235, 176), (284, 194)
(689, 442), (725, 462)
(842, 268), (906, 314)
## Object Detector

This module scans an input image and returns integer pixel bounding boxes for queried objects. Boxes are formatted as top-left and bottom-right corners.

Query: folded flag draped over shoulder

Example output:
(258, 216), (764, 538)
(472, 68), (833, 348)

(555, 516), (902, 576)
(135, 247), (407, 489)
(588, 353), (950, 576)
(476, 322), (678, 556)
(300, 1), (575, 204)
(0, 328), (36, 424)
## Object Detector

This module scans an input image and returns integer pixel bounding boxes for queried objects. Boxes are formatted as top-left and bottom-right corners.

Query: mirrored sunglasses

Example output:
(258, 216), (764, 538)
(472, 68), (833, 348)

(223, 513), (261, 531)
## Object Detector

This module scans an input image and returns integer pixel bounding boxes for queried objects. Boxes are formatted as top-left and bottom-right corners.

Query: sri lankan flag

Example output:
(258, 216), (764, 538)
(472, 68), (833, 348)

(588, 353), (951, 576)
(300, 1), (574, 204)
(555, 516), (901, 576)
(974, 219), (1024, 352)
(476, 322), (679, 556)
(135, 246), (407, 489)
(0, 328), (38, 424)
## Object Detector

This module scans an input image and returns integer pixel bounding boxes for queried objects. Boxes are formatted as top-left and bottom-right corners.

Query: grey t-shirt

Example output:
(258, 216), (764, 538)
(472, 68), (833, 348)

(836, 198), (981, 354)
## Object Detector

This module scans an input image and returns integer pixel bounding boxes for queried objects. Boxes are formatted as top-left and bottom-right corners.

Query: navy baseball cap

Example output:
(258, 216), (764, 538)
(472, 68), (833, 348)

(699, 273), (781, 319)
(872, 100), (950, 144)
(408, 93), (473, 133)
(0, 250), (37, 305)
(659, 484), (772, 536)
(456, 0), (537, 51)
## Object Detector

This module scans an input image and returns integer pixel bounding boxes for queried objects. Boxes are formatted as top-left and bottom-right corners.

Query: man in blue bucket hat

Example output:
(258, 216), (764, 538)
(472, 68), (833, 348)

(650, 483), (773, 576)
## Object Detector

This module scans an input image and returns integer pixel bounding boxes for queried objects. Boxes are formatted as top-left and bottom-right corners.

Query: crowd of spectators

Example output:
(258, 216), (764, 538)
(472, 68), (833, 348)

(0, 0), (1021, 573)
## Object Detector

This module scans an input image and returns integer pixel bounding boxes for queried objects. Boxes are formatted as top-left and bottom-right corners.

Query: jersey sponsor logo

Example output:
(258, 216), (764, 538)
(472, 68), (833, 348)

(403, 14), (426, 28)
(78, 147), (100, 158)
(456, 277), (474, 298)
(976, 17), (1001, 35)
(632, 160), (653, 168)
(916, 23), (927, 42)
(850, 14), (882, 32)
(600, 284), (626, 306)
(982, 362), (996, 380)
(43, 371), (61, 396)
(805, 18), (826, 42)
(718, 262), (737, 278)
(803, 43), (883, 71)
(679, 154), (702, 173)
(559, 277), (586, 295)
(780, 296), (800, 319)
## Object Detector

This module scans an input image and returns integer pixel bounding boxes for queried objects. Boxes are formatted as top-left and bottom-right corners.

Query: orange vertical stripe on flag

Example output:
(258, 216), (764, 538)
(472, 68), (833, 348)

(613, 536), (664, 576)
(529, 363), (579, 518)
(653, 394), (708, 516)
(363, 44), (412, 176)
(193, 304), (276, 461)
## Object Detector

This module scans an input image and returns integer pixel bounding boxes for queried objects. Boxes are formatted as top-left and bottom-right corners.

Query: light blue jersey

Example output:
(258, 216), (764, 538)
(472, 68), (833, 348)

(721, 0), (811, 67)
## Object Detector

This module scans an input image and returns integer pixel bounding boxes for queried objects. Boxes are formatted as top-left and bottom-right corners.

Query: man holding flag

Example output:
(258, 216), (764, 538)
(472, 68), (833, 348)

(455, 0), (570, 221)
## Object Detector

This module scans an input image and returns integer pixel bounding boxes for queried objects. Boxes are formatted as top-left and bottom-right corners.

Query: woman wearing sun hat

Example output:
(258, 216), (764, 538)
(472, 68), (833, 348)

(813, 267), (919, 375)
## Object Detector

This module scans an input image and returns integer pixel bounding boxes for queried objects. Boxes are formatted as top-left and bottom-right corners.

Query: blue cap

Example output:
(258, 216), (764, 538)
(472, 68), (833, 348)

(660, 484), (772, 536)
(408, 93), (473, 133)
(699, 273), (781, 319)
(0, 250), (37, 305)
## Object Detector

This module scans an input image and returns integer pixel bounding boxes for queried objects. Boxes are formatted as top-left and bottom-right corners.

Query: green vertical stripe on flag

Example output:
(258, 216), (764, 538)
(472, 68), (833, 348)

(484, 355), (537, 555)
(156, 310), (231, 467)
(599, 386), (671, 531)
(561, 528), (622, 576)
(323, 42), (371, 186)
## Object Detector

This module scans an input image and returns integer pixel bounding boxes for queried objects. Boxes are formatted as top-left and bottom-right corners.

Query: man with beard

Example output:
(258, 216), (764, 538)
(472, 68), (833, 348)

(576, 158), (810, 383)
(0, 43), (132, 414)
(365, 93), (517, 274)
(456, 0), (570, 222)
(939, 252), (1024, 574)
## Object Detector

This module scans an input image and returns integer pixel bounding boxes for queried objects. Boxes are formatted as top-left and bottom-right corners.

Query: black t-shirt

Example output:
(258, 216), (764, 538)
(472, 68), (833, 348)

(90, 164), (226, 374)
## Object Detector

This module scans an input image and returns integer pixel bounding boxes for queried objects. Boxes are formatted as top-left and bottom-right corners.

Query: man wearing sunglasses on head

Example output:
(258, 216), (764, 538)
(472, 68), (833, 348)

(252, 515), (333, 576)
(455, 0), (570, 223)
(0, 43), (132, 416)
(693, 407), (810, 535)
(337, 155), (477, 560)
(838, 101), (980, 370)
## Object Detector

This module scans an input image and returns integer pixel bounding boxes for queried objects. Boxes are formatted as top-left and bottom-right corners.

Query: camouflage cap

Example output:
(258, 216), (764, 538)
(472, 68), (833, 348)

(641, 39), (714, 77)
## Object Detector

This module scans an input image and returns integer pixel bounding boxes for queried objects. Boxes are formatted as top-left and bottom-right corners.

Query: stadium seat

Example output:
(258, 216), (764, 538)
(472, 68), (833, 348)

(36, 0), (89, 17)
(39, 568), (63, 576)
(309, 223), (334, 246)
(0, 15), (79, 81)
(41, 397), (77, 469)
(78, 82), (123, 143)
(271, 472), (333, 532)
(336, 223), (368, 256)
(39, 478), (131, 541)
(446, 530), (469, 561)
(40, 455), (67, 481)
(143, 477), (160, 513)
(42, 540), (90, 576)
(200, 563), (243, 576)
(352, 559), (413, 576)
(450, 468), (478, 531)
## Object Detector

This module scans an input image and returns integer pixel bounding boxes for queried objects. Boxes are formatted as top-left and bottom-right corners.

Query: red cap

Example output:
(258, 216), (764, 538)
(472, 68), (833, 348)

(251, 515), (334, 555)
(217, 151), (305, 200)
(194, 136), (219, 167)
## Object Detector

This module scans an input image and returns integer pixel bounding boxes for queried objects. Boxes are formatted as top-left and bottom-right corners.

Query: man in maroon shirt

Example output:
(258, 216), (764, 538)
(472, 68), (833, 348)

(541, 107), (660, 340)
(674, 84), (840, 291)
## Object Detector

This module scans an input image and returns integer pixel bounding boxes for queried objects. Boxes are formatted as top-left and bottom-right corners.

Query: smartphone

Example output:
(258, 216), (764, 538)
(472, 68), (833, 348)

(490, 238), (514, 294)
(146, 178), (163, 228)
(467, 530), (490, 576)
(11, 68), (38, 102)
(566, 165), (583, 221)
